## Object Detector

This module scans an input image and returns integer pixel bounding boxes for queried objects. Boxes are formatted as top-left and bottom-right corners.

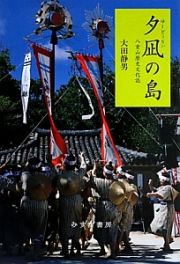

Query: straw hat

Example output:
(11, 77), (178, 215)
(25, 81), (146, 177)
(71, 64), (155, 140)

(108, 180), (126, 205)
(171, 186), (180, 201)
(118, 178), (135, 199)
(128, 191), (139, 206)
(127, 183), (139, 206)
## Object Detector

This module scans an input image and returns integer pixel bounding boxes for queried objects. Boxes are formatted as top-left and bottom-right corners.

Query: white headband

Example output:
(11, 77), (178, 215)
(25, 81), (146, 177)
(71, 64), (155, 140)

(116, 166), (122, 173)
(65, 159), (76, 166)
(125, 172), (134, 180)
(157, 168), (170, 182)
(41, 166), (50, 172)
(104, 166), (113, 175)
(157, 169), (164, 177)
(159, 175), (170, 182)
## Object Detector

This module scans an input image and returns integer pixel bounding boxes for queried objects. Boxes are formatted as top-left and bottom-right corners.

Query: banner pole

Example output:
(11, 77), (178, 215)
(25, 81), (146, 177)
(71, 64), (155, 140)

(50, 29), (58, 117)
(99, 38), (104, 87)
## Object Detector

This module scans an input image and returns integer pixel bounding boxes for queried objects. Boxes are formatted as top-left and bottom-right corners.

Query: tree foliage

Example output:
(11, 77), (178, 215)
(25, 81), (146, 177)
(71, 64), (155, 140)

(0, 49), (46, 148)
(0, 48), (179, 157)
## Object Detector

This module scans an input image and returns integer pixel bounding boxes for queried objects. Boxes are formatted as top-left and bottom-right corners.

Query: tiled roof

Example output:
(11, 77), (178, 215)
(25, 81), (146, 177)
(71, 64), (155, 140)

(0, 128), (158, 167)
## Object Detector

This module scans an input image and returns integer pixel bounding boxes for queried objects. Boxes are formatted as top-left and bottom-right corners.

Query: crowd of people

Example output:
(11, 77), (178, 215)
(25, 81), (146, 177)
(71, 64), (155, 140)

(0, 153), (177, 260)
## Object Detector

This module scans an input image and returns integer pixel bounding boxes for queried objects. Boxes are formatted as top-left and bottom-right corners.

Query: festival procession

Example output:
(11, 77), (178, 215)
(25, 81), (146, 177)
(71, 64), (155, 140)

(0, 0), (180, 262)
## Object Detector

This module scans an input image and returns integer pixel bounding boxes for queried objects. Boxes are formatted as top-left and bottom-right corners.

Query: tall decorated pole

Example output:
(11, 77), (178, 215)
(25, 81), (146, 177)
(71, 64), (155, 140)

(35, 0), (73, 115)
(80, 5), (123, 168)
(83, 4), (111, 86)
(32, 0), (73, 166)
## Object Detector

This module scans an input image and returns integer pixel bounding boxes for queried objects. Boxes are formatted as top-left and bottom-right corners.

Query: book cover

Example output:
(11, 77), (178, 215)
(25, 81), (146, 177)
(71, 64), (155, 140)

(0, 0), (180, 260)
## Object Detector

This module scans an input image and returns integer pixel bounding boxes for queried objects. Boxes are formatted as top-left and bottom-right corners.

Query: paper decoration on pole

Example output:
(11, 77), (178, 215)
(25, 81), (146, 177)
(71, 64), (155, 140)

(35, 0), (73, 39)
(75, 75), (94, 120)
(21, 52), (31, 124)
(82, 4), (111, 42)
(82, 4), (112, 87)
(74, 53), (123, 167)
(32, 43), (67, 166)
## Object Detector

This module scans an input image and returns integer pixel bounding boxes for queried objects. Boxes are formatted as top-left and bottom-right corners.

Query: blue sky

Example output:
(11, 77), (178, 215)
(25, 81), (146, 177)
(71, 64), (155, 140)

(0, 0), (180, 90)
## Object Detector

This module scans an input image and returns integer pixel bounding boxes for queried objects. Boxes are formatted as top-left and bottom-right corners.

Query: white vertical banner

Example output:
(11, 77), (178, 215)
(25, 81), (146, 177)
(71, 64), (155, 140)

(137, 173), (143, 189)
(21, 52), (31, 124)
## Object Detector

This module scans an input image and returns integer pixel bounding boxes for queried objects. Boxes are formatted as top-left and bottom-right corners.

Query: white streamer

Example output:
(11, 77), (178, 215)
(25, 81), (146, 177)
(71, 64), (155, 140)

(75, 75), (94, 120)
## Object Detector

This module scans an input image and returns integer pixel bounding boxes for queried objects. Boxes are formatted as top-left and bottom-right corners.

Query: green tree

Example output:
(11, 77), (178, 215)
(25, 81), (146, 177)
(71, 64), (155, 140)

(0, 49), (19, 99)
(0, 47), (179, 159)
(0, 49), (46, 148)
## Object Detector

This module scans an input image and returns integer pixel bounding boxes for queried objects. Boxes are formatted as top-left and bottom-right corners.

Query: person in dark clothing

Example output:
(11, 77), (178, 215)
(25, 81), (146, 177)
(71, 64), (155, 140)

(57, 152), (86, 258)
(20, 156), (52, 260)
(89, 161), (122, 259)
